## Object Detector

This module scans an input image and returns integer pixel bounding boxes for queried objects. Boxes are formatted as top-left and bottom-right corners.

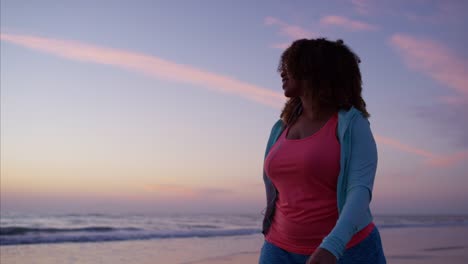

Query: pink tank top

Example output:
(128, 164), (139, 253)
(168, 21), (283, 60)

(264, 113), (374, 255)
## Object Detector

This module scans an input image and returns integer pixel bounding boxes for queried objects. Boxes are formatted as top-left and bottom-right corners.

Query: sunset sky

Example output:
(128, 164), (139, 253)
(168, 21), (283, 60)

(1, 0), (467, 215)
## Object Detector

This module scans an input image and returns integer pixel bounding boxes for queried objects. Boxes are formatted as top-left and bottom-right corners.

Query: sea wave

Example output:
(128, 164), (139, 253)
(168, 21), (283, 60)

(1, 226), (141, 236)
(0, 227), (260, 246)
(2, 214), (468, 246)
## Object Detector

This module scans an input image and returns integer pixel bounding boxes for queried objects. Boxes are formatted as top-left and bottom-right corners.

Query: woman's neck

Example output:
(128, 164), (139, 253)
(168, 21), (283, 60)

(299, 96), (335, 121)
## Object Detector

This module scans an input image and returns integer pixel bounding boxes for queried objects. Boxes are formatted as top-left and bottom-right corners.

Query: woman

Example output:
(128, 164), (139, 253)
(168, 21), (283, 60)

(259, 38), (386, 264)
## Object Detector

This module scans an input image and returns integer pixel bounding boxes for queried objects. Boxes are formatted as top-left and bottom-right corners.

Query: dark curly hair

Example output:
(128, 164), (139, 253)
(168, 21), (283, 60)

(278, 38), (369, 125)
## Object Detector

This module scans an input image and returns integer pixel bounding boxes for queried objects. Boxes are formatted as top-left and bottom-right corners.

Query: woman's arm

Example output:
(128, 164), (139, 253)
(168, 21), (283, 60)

(318, 116), (378, 259)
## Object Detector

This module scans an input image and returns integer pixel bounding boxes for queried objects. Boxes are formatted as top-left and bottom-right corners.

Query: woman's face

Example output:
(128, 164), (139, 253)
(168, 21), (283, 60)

(281, 70), (304, 98)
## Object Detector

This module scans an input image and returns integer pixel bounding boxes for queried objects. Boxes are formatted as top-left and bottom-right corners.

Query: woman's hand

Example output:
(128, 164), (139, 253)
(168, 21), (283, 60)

(306, 248), (337, 264)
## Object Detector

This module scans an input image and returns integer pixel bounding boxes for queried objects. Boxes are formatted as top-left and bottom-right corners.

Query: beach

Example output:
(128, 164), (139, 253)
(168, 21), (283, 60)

(2, 225), (468, 264)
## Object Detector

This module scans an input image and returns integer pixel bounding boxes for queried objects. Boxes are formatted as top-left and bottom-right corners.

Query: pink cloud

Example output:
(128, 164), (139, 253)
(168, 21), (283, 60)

(143, 184), (198, 198)
(264, 16), (282, 26)
(375, 135), (467, 168)
(374, 135), (436, 159)
(0, 33), (285, 108)
(350, 0), (373, 15)
(320, 15), (379, 31)
(264, 16), (315, 43)
(405, 1), (467, 25)
(390, 34), (468, 100)
(426, 151), (468, 168)
(143, 184), (232, 199)
(2, 32), (464, 168)
(438, 96), (467, 106)
(270, 42), (290, 50)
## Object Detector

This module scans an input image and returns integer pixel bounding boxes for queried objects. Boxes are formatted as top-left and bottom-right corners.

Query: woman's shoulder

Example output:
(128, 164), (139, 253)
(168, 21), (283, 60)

(272, 119), (285, 129)
(267, 119), (286, 139)
(269, 119), (285, 134)
(339, 107), (370, 124)
(337, 107), (372, 140)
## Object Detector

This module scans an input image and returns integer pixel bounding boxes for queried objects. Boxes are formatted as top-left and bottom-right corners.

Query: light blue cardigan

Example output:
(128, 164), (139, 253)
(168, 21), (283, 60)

(261, 106), (378, 259)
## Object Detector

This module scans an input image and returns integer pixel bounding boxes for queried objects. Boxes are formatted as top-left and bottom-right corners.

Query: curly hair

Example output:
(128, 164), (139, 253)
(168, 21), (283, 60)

(278, 38), (370, 125)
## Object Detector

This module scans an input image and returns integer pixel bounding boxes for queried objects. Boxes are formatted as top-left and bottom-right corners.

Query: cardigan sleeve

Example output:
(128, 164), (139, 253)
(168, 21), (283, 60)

(318, 116), (378, 259)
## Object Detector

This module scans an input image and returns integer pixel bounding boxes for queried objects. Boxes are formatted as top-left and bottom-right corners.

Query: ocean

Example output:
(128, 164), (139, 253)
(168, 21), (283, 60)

(2, 213), (468, 246)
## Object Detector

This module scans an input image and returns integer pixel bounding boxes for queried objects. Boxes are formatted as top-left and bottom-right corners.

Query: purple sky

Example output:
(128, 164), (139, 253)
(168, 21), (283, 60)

(1, 0), (467, 215)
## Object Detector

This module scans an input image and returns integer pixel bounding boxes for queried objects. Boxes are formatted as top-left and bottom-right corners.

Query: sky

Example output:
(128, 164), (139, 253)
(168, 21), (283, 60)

(1, 0), (467, 215)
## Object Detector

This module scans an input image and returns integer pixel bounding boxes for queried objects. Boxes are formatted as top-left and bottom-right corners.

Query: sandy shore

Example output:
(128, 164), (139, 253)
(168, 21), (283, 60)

(190, 226), (468, 264)
(194, 227), (468, 264)
(1, 226), (468, 263)
(378, 226), (468, 264)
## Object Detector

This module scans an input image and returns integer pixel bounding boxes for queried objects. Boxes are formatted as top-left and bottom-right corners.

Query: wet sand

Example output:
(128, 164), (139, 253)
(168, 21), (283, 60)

(2, 226), (468, 263)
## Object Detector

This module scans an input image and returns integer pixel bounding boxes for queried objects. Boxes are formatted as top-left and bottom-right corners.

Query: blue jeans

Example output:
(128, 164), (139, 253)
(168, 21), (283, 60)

(259, 227), (386, 264)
